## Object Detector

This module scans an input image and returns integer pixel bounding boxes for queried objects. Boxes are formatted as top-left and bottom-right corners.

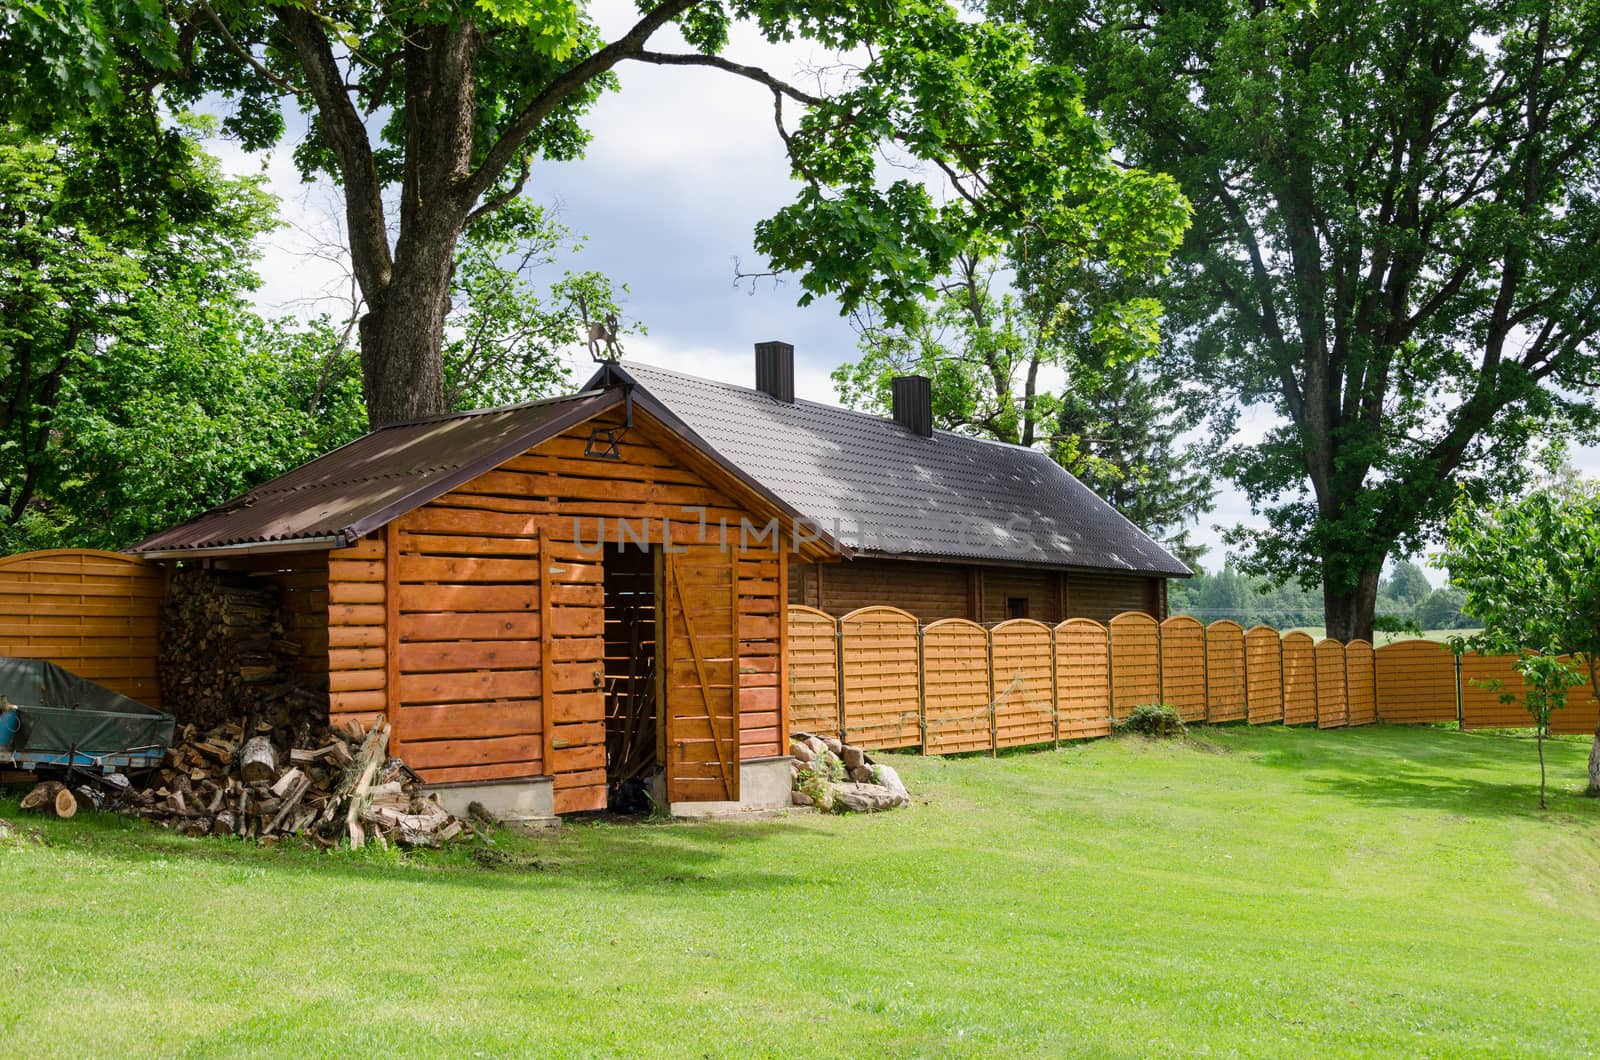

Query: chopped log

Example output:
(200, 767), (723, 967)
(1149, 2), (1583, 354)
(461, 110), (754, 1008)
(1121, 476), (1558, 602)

(239, 737), (277, 783)
(20, 781), (77, 819)
(269, 767), (305, 797)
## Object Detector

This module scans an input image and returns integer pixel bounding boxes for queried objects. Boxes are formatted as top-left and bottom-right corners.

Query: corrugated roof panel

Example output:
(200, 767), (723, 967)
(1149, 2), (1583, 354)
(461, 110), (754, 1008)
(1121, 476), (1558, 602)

(130, 392), (616, 553)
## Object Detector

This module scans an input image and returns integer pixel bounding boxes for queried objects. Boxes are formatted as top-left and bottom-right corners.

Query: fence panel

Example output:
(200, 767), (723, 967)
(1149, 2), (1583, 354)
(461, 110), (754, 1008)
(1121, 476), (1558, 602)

(1282, 632), (1318, 725)
(1549, 657), (1599, 735)
(1245, 625), (1284, 724)
(1205, 621), (1247, 723)
(0, 549), (165, 707)
(1055, 619), (1112, 739)
(787, 606), (840, 739)
(1375, 640), (1458, 724)
(1110, 612), (1160, 719)
(1315, 639), (1347, 728)
(992, 619), (1055, 749)
(1459, 652), (1529, 729)
(1160, 616), (1207, 723)
(1345, 640), (1376, 726)
(922, 619), (992, 754)
(839, 606), (922, 749)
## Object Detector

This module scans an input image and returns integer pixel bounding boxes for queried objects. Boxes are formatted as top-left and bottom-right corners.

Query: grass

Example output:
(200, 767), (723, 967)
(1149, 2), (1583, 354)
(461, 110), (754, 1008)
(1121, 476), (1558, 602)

(3, 725), (1599, 1057)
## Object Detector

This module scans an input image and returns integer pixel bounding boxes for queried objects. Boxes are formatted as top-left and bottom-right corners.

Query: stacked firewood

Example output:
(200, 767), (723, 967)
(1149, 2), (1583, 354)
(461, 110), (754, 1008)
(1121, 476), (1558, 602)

(116, 718), (466, 848)
(159, 569), (324, 736)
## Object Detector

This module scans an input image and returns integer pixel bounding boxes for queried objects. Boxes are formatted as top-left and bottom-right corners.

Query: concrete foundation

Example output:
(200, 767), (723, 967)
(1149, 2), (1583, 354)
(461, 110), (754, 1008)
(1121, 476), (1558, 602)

(669, 756), (795, 819)
(426, 775), (559, 829)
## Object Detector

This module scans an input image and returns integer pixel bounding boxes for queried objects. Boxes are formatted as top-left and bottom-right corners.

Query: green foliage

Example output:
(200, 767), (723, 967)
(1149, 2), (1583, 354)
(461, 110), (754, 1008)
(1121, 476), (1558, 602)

(2, 0), (1190, 426)
(1115, 703), (1185, 737)
(832, 250), (1209, 558)
(0, 119), (366, 551)
(1008, 0), (1600, 637)
(1170, 561), (1475, 632)
(1439, 481), (1600, 796)
(441, 201), (633, 411)
(1383, 561), (1432, 610)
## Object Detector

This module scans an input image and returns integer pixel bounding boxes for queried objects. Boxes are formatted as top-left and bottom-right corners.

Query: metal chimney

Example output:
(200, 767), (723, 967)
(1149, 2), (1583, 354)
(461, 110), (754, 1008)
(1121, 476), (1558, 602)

(754, 341), (795, 403)
(892, 375), (933, 438)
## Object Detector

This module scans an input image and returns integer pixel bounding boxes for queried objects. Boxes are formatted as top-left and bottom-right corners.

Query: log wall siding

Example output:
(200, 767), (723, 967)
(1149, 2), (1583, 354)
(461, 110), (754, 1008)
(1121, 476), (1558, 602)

(787, 558), (1168, 624)
(982, 570), (1060, 624)
(325, 533), (388, 732)
(0, 549), (165, 706)
(325, 413), (793, 806)
(266, 562), (331, 686)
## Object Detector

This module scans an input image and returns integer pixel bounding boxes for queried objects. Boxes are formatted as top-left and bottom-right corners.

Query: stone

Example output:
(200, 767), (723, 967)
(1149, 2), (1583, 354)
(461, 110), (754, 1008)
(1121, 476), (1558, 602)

(841, 745), (866, 769)
(828, 781), (910, 813)
(791, 790), (814, 807)
(806, 736), (827, 756)
(847, 765), (874, 784)
(790, 740), (815, 763)
(872, 764), (909, 799)
(822, 736), (843, 755)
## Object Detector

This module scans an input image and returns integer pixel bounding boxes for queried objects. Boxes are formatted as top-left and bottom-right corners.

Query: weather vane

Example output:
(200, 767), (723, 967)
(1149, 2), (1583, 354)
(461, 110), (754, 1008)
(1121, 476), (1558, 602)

(578, 292), (624, 362)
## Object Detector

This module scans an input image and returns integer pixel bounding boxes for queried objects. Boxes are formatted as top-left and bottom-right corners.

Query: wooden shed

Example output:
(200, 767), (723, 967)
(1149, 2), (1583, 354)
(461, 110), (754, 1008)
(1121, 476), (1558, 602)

(130, 347), (1188, 819)
(132, 385), (835, 819)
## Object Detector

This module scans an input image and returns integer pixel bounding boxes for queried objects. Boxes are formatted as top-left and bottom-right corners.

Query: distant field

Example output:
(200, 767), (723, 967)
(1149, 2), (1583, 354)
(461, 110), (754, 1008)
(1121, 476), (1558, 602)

(1286, 627), (1480, 646)
(3, 725), (1598, 1056)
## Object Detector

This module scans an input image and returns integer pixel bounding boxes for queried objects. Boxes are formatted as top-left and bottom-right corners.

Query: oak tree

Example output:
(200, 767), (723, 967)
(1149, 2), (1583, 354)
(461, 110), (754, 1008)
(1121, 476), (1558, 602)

(13, 0), (1187, 427)
(1007, 0), (1600, 639)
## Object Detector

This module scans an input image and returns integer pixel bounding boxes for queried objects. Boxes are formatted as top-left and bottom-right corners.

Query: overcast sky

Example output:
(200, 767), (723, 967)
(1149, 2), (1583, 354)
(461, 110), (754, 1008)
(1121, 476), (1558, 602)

(212, 1), (1595, 581)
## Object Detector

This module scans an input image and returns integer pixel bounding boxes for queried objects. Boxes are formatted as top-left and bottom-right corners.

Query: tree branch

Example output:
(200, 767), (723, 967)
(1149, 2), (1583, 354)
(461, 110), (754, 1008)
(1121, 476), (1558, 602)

(463, 0), (703, 207)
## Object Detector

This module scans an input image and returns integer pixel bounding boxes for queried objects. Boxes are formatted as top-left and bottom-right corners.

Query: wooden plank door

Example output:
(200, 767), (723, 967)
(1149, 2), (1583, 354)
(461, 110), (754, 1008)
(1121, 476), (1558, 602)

(661, 545), (740, 803)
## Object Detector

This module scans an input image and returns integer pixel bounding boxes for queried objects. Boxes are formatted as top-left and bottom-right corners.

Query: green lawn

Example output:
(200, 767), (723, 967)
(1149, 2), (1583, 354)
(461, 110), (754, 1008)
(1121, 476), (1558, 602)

(4, 726), (1599, 1057)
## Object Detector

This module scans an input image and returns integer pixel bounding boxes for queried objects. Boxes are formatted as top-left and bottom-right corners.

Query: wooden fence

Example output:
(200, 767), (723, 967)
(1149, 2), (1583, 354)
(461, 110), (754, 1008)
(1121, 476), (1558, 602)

(0, 549), (166, 707)
(788, 607), (1600, 753)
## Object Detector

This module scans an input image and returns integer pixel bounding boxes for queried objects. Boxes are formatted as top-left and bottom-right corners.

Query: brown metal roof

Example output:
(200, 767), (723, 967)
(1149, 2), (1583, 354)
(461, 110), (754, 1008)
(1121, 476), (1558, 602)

(130, 391), (621, 555)
(128, 383), (846, 559)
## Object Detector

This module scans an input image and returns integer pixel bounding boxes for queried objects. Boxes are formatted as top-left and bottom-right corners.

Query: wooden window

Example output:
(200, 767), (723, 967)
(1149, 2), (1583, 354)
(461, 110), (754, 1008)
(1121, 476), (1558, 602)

(1007, 596), (1029, 620)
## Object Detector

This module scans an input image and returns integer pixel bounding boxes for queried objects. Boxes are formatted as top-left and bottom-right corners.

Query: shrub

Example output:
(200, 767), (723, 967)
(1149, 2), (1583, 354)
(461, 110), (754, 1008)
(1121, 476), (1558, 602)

(1116, 704), (1186, 738)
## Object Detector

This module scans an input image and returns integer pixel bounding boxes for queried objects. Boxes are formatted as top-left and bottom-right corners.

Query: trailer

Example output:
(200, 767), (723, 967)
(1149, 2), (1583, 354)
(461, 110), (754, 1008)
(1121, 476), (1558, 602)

(0, 657), (174, 775)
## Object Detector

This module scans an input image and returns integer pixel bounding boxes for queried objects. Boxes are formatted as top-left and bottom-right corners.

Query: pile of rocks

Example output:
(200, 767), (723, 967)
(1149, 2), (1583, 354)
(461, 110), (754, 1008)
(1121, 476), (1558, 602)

(788, 732), (910, 813)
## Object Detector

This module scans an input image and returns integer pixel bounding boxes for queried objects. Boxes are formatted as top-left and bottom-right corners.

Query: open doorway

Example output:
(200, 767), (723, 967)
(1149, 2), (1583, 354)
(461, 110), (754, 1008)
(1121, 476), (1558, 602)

(602, 541), (659, 813)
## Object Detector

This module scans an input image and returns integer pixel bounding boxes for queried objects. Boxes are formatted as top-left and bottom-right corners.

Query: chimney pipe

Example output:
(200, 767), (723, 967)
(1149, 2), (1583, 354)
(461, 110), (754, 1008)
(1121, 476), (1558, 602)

(892, 375), (933, 438)
(754, 341), (795, 403)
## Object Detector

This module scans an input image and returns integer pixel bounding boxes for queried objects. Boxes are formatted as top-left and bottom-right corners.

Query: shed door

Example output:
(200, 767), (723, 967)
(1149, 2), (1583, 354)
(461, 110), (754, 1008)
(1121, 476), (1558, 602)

(661, 546), (740, 803)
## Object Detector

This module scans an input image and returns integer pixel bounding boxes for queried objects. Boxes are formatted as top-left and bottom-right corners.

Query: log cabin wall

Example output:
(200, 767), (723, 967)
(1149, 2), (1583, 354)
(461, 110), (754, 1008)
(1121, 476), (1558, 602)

(322, 412), (791, 813)
(788, 558), (1167, 624)
(980, 569), (1059, 624)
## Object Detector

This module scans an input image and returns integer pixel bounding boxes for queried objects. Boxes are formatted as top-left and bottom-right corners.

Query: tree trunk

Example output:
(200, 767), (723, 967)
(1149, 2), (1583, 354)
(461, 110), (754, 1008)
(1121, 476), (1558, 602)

(359, 266), (453, 428)
(1323, 566), (1380, 642)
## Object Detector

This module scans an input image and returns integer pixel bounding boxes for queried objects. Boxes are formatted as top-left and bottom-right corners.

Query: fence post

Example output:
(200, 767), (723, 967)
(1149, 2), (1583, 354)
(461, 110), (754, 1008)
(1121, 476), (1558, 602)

(916, 624), (928, 753)
(1456, 652), (1464, 731)
(834, 616), (847, 743)
(987, 626), (998, 757)
(1050, 629), (1060, 750)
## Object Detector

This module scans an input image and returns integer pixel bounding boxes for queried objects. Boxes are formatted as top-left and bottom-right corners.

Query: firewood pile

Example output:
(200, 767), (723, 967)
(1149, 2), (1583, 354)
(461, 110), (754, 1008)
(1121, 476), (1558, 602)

(159, 568), (324, 735)
(22, 719), (470, 849)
